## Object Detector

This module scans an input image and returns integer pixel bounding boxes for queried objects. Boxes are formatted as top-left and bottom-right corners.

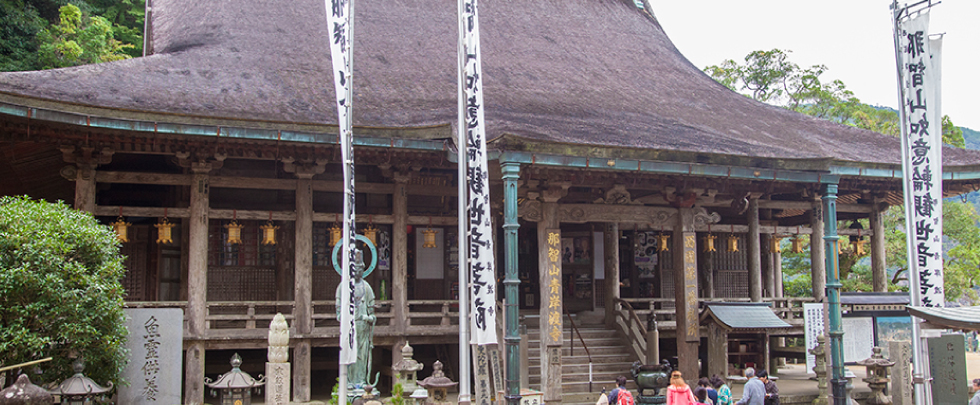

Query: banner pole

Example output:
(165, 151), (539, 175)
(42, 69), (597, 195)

(457, 0), (471, 400)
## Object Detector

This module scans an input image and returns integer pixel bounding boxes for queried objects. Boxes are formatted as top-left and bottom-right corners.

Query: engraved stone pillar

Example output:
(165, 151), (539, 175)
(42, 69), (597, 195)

(810, 335), (829, 405)
(673, 207), (699, 380)
(266, 313), (291, 405)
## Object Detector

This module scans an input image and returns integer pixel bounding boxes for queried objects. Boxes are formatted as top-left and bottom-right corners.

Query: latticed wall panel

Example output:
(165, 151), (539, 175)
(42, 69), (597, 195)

(207, 266), (277, 301)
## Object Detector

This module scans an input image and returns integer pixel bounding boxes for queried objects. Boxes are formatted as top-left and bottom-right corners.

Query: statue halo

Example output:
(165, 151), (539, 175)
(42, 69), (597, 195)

(331, 234), (378, 277)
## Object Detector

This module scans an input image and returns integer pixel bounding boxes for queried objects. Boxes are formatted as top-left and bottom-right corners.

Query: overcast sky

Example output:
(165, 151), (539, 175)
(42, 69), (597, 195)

(650, 1), (980, 131)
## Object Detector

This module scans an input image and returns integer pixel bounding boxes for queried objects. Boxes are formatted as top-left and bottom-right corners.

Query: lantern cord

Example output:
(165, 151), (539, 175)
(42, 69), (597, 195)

(233, 209), (237, 221)
(119, 206), (123, 217)
(163, 207), (168, 219)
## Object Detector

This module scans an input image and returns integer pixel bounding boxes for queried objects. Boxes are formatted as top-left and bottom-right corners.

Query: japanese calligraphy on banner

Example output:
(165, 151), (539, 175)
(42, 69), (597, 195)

(802, 303), (825, 376)
(459, 0), (497, 345)
(544, 230), (563, 345)
(325, 0), (357, 364)
(896, 11), (944, 307)
(682, 234), (699, 342)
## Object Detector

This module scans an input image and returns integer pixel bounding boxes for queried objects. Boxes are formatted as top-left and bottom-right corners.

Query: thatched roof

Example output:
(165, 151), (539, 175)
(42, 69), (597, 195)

(1, 0), (978, 169)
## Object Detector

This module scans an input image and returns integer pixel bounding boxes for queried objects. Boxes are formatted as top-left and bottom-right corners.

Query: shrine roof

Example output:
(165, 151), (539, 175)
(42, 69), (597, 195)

(1, 0), (980, 171)
(907, 306), (980, 331)
(700, 303), (793, 331)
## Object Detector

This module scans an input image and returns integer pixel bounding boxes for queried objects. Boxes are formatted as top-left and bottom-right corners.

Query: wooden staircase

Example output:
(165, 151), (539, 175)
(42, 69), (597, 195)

(527, 323), (639, 404)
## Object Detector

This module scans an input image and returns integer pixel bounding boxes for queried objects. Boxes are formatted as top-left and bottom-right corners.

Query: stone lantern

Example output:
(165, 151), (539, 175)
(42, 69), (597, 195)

(419, 360), (457, 405)
(205, 353), (266, 405)
(392, 341), (424, 395)
(856, 347), (895, 405)
(0, 374), (54, 405)
(50, 360), (113, 405)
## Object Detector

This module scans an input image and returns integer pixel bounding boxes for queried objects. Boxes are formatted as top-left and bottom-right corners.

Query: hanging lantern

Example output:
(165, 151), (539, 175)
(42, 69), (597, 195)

(851, 239), (868, 256)
(422, 228), (438, 249)
(702, 234), (717, 253)
(791, 235), (805, 253)
(726, 234), (739, 252)
(225, 221), (244, 245)
(770, 235), (783, 253)
(260, 221), (279, 245)
(656, 233), (670, 252)
(111, 216), (131, 243)
(361, 223), (378, 245)
(155, 217), (175, 244)
(328, 222), (343, 246)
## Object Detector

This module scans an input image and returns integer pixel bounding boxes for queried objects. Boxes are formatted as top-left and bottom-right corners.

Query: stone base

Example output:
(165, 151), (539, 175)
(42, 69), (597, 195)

(266, 362), (292, 405)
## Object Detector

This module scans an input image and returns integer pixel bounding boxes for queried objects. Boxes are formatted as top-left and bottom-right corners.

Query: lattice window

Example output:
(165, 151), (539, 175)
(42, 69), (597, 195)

(207, 220), (277, 301)
(715, 270), (749, 298)
(208, 220), (276, 267)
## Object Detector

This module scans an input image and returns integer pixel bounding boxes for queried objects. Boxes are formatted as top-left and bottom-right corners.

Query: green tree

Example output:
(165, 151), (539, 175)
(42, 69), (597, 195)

(0, 0), (49, 71)
(704, 48), (965, 147)
(707, 49), (978, 301)
(0, 196), (128, 386)
(36, 3), (133, 69)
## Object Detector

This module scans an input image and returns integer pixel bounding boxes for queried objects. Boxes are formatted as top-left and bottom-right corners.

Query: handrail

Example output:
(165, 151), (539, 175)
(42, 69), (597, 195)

(614, 297), (648, 364)
(564, 308), (594, 392)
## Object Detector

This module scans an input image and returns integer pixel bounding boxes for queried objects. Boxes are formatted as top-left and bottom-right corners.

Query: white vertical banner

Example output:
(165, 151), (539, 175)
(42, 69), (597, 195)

(325, 0), (357, 364)
(459, 0), (497, 345)
(897, 11), (944, 308)
(802, 303), (825, 376)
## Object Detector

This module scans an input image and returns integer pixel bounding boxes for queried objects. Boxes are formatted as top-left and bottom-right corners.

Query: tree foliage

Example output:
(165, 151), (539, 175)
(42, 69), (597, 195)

(0, 0), (143, 72)
(704, 48), (965, 148)
(36, 4), (133, 69)
(707, 49), (979, 302)
(0, 196), (128, 386)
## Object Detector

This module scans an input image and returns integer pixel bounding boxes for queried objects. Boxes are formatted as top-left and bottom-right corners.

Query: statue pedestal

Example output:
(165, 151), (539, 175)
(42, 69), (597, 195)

(265, 362), (291, 405)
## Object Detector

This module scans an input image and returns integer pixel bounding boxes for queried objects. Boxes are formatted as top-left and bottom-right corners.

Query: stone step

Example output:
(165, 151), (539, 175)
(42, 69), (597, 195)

(527, 344), (632, 357)
(528, 361), (635, 375)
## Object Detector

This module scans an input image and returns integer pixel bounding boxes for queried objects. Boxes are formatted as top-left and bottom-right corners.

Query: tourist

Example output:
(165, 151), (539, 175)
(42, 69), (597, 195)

(758, 369), (778, 405)
(698, 377), (718, 404)
(608, 376), (629, 404)
(693, 385), (713, 405)
(667, 370), (697, 405)
(735, 367), (764, 405)
(970, 379), (980, 405)
(710, 375), (732, 405)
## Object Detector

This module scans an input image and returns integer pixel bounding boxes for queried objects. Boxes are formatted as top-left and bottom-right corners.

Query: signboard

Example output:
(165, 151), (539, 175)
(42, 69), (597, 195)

(543, 229), (563, 346)
(119, 308), (183, 404)
(841, 317), (875, 363)
(803, 302), (825, 375)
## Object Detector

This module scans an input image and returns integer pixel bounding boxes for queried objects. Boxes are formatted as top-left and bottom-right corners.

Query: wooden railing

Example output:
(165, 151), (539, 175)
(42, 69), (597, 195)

(613, 298), (647, 364)
(124, 299), (460, 338)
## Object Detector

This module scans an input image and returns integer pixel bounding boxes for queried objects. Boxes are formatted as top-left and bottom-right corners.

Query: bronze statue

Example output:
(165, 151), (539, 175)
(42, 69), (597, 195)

(336, 249), (377, 387)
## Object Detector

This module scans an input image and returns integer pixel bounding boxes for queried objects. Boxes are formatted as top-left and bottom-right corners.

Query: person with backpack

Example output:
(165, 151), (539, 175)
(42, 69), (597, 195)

(667, 370), (697, 405)
(608, 376), (634, 405)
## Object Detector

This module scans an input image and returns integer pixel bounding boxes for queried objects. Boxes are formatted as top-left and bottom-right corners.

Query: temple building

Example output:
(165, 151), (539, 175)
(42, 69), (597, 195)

(2, 0), (979, 404)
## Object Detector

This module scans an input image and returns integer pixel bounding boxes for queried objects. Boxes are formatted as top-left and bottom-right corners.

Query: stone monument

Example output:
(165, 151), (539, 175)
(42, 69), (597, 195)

(266, 313), (291, 405)
(119, 308), (183, 404)
(888, 341), (912, 405)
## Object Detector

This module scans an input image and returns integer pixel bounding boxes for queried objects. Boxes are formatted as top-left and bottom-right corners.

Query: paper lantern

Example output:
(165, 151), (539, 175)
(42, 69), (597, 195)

(702, 234), (717, 253)
(111, 216), (131, 243)
(328, 222), (343, 246)
(770, 235), (783, 253)
(790, 235), (805, 253)
(155, 217), (175, 244)
(260, 221), (279, 245)
(422, 228), (438, 248)
(225, 221), (244, 245)
(726, 234), (739, 252)
(656, 233), (670, 252)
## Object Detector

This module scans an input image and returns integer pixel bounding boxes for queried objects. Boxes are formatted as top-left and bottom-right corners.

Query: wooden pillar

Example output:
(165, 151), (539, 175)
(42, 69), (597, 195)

(537, 187), (563, 404)
(292, 171), (315, 403)
(392, 173), (409, 333)
(184, 164), (211, 405)
(870, 201), (888, 292)
(747, 196), (762, 302)
(810, 200), (826, 302)
(673, 207), (699, 381)
(603, 222), (620, 328)
(60, 146), (112, 212)
(74, 165), (97, 213)
(773, 249), (784, 298)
